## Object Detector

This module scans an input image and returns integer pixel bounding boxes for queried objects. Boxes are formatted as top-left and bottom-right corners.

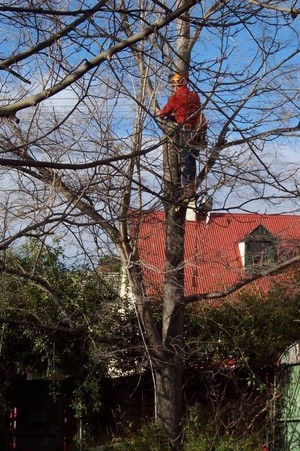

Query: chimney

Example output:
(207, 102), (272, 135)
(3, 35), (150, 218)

(186, 201), (196, 221)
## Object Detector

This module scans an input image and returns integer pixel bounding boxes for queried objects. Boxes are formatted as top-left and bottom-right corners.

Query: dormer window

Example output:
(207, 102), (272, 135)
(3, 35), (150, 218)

(242, 225), (278, 275)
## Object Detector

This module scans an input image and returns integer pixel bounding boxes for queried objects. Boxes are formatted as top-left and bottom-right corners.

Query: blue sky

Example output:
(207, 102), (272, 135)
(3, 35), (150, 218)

(1, 1), (300, 264)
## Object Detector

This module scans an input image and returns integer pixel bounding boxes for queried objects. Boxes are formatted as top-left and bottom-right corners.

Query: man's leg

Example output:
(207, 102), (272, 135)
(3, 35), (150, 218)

(181, 149), (196, 185)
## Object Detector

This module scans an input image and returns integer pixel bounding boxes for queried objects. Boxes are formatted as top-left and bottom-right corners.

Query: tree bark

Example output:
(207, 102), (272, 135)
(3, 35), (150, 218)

(153, 1), (192, 443)
(155, 353), (183, 449)
(154, 132), (187, 448)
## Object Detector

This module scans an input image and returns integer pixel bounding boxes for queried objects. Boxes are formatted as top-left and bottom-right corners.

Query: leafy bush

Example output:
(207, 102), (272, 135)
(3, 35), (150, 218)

(182, 285), (300, 436)
(182, 403), (261, 450)
(109, 415), (261, 451)
(184, 434), (260, 451)
(111, 422), (171, 450)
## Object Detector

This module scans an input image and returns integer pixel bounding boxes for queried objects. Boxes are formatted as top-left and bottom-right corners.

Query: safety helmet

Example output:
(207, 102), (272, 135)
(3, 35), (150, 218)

(169, 73), (187, 86)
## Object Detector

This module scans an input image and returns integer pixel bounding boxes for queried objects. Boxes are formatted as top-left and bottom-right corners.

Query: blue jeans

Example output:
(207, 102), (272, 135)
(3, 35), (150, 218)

(181, 149), (199, 185)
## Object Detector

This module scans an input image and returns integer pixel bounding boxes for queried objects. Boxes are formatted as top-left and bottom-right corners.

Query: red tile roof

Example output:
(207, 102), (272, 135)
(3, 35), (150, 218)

(132, 211), (300, 298)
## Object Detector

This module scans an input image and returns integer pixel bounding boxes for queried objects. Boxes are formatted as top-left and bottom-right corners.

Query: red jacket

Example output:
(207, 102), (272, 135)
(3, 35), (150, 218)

(158, 85), (206, 130)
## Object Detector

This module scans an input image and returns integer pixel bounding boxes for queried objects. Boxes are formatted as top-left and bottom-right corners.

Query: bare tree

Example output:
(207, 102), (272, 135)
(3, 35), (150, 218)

(0, 1), (300, 448)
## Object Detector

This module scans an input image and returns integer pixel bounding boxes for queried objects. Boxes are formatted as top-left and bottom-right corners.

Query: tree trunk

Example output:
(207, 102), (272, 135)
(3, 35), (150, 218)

(147, 2), (192, 442)
(155, 134), (187, 449)
(155, 353), (183, 449)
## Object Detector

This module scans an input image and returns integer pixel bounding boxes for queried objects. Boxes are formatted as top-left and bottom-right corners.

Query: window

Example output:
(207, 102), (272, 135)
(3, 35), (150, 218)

(243, 226), (277, 275)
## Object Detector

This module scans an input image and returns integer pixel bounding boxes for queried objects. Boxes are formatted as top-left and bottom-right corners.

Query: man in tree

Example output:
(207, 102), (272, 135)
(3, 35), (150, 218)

(156, 73), (207, 199)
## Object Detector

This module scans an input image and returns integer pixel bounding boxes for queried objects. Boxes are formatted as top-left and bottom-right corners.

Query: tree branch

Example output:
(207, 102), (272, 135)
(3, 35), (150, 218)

(0, 317), (126, 345)
(184, 254), (300, 304)
(0, 0), (109, 71)
(0, 0), (198, 118)
(246, 0), (300, 16)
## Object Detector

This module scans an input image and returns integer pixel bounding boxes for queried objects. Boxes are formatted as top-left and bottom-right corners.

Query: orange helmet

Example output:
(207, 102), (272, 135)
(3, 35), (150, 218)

(169, 73), (187, 86)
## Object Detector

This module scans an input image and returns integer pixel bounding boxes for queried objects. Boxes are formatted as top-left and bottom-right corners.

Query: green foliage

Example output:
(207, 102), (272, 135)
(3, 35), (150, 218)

(111, 422), (171, 451)
(109, 415), (260, 451)
(183, 404), (260, 450)
(184, 287), (300, 380)
(181, 285), (300, 442)
(0, 240), (128, 423)
(184, 434), (259, 451)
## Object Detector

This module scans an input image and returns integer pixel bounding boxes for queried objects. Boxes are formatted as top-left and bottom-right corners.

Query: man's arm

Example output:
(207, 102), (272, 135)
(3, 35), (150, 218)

(155, 94), (176, 119)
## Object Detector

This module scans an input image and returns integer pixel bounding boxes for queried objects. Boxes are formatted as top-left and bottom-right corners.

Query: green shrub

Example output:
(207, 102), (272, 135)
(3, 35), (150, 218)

(111, 422), (171, 450)
(109, 414), (261, 451)
(182, 403), (261, 450)
(184, 434), (260, 451)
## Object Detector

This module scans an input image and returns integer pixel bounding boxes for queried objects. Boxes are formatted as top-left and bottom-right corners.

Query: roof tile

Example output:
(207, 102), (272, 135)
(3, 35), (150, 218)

(133, 212), (300, 298)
